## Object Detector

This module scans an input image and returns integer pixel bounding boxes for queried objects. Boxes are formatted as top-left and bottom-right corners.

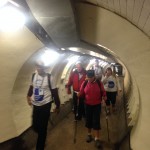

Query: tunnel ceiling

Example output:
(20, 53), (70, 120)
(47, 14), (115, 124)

(26, 0), (79, 48)
(78, 0), (150, 37)
(15, 0), (150, 49)
(10, 0), (150, 62)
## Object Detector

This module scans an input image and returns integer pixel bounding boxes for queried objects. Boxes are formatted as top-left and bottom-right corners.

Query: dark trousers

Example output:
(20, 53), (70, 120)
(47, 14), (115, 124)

(73, 92), (85, 120)
(32, 102), (51, 150)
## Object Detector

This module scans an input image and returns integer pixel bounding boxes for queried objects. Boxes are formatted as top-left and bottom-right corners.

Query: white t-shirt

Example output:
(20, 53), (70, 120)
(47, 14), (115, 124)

(102, 75), (121, 92)
(93, 66), (103, 79)
(32, 73), (56, 106)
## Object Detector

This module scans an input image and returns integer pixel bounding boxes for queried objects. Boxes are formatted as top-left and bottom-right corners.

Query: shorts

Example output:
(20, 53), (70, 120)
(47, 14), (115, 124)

(85, 104), (101, 130)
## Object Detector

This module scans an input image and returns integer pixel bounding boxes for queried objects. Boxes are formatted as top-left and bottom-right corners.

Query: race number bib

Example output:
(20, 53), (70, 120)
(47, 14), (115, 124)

(34, 88), (44, 101)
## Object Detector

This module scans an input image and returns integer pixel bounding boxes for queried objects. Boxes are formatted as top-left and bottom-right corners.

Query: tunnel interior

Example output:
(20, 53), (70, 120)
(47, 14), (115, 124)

(2, 42), (131, 150)
(0, 0), (144, 150)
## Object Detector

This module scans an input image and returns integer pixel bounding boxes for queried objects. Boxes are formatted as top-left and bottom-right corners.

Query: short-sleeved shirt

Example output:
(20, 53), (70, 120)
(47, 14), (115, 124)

(32, 73), (56, 106)
(102, 75), (121, 92)
(93, 66), (103, 79)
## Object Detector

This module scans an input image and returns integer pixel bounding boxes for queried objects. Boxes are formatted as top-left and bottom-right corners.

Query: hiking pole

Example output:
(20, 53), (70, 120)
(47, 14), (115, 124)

(73, 97), (79, 144)
(49, 115), (54, 126)
(105, 106), (110, 142)
(73, 120), (77, 143)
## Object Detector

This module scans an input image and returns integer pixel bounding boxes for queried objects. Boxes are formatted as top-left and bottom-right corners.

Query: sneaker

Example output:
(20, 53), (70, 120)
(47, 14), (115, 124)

(86, 135), (93, 143)
(95, 139), (102, 149)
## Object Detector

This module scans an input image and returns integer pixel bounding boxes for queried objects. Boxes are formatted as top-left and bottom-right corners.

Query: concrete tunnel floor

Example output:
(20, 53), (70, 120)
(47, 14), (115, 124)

(32, 78), (130, 150)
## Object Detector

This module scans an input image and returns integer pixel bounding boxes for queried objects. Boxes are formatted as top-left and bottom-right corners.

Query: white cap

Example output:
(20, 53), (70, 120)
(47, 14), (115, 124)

(35, 60), (45, 68)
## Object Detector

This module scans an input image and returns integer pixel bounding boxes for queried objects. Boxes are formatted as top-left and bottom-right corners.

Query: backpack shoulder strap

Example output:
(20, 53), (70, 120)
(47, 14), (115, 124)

(96, 79), (104, 98)
(96, 79), (101, 89)
(83, 80), (88, 89)
(32, 73), (36, 82)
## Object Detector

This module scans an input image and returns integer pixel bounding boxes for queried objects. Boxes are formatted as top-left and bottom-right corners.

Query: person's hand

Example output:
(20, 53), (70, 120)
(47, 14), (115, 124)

(53, 107), (60, 114)
(119, 90), (122, 93)
(65, 84), (71, 94)
(77, 92), (80, 97)
(101, 100), (106, 107)
(117, 90), (122, 96)
(67, 88), (71, 94)
(27, 96), (32, 106)
(102, 96), (107, 101)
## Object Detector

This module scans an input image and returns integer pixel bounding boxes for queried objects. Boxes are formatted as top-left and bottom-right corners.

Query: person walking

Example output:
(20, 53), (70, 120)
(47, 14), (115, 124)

(102, 67), (122, 115)
(66, 61), (86, 120)
(78, 70), (107, 149)
(91, 59), (104, 81)
(27, 60), (60, 150)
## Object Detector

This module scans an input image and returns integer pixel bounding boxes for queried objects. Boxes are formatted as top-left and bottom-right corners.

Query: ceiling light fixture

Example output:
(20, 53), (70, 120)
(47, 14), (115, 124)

(0, 6), (26, 32)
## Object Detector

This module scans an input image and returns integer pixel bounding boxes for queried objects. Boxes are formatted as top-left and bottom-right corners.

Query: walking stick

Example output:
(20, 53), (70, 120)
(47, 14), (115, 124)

(105, 106), (110, 142)
(73, 120), (77, 143)
(73, 97), (79, 143)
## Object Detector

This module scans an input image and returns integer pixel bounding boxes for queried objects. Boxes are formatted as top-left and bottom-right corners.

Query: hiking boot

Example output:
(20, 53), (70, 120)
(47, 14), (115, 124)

(86, 135), (93, 143)
(95, 139), (102, 149)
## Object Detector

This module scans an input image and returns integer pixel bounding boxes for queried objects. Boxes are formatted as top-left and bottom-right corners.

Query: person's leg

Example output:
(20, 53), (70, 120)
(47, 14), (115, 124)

(32, 105), (40, 133)
(94, 130), (100, 140)
(106, 92), (111, 115)
(111, 92), (117, 112)
(85, 104), (93, 142)
(73, 92), (78, 120)
(93, 104), (102, 149)
(93, 104), (101, 140)
(78, 97), (85, 119)
(36, 103), (51, 150)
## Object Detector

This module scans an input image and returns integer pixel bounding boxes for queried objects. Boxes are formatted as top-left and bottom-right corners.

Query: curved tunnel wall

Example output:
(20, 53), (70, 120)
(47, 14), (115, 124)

(0, 27), (43, 142)
(0, 31), (114, 143)
(76, 3), (150, 150)
(0, 3), (149, 150)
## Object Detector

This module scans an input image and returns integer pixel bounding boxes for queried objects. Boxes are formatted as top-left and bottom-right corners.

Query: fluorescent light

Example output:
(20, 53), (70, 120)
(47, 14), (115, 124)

(0, 0), (7, 8)
(67, 55), (79, 64)
(68, 47), (78, 51)
(61, 48), (65, 50)
(0, 6), (26, 32)
(41, 50), (60, 66)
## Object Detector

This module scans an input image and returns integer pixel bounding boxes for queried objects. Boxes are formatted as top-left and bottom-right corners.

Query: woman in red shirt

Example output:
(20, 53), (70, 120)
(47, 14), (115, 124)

(78, 70), (106, 149)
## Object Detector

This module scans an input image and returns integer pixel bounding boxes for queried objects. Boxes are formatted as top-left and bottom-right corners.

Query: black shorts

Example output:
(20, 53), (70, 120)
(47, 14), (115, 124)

(85, 104), (101, 130)
(106, 91), (117, 106)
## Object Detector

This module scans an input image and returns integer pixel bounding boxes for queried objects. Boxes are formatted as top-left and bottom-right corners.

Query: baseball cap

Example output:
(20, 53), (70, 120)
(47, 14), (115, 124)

(86, 70), (95, 78)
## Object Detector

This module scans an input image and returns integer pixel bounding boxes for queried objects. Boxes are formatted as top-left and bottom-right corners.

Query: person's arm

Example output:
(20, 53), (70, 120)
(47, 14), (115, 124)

(51, 88), (60, 110)
(100, 82), (107, 101)
(27, 85), (33, 106)
(101, 76), (108, 85)
(77, 80), (86, 97)
(65, 71), (74, 94)
(50, 75), (60, 113)
(116, 77), (122, 92)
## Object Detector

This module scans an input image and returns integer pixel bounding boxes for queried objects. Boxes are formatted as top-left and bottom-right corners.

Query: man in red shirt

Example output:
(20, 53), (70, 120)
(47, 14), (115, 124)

(66, 61), (86, 120)
(78, 70), (106, 149)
